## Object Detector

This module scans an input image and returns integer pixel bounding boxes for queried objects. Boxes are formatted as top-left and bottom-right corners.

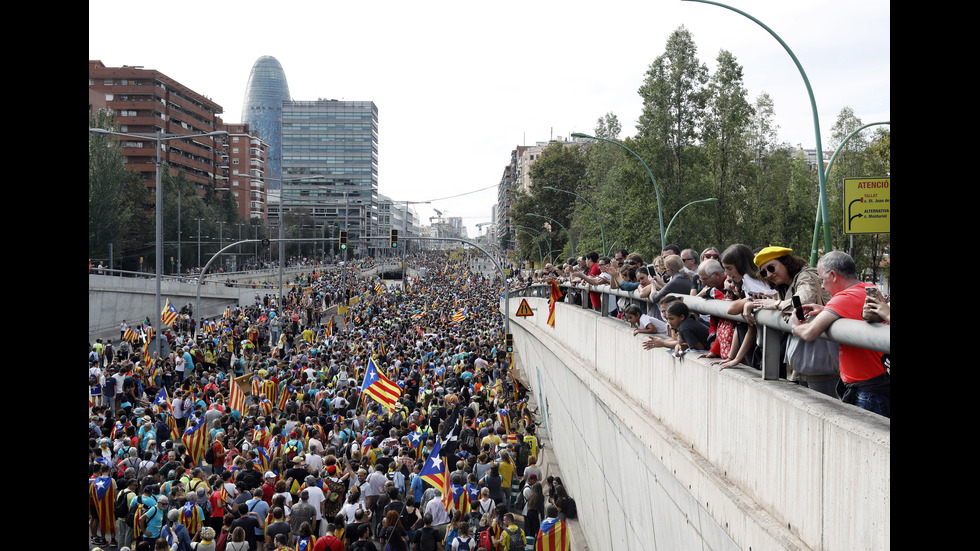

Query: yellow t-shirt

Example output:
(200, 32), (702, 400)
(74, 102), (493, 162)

(497, 459), (515, 485)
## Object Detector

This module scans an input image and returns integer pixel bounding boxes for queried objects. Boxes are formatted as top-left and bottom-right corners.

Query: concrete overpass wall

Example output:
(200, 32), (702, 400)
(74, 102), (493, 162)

(88, 267), (318, 342)
(508, 296), (889, 551)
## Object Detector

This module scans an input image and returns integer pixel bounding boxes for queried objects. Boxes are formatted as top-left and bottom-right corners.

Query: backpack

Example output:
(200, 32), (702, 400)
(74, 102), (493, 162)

(478, 529), (493, 551)
(514, 483), (528, 511)
(115, 489), (134, 518)
(205, 445), (216, 465)
(507, 526), (525, 551)
(455, 536), (472, 551)
(127, 501), (153, 529)
(515, 440), (531, 476)
(461, 428), (477, 453)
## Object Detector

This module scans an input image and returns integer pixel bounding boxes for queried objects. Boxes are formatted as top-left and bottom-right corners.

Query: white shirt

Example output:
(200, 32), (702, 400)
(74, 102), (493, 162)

(305, 484), (326, 520)
(424, 495), (450, 525)
(639, 314), (669, 335)
(306, 453), (324, 472)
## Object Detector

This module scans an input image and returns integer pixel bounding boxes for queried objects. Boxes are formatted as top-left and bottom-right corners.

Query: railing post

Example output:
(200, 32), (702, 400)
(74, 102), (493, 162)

(760, 325), (782, 380)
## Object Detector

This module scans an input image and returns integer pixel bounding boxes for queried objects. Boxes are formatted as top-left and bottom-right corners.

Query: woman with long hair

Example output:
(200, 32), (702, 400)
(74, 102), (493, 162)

(379, 509), (408, 551)
(717, 244), (772, 370)
(523, 481), (545, 544)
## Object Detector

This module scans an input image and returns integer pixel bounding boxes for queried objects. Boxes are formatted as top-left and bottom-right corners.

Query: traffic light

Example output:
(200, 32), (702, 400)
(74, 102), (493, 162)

(390, 229), (399, 248)
(340, 230), (348, 250)
(505, 333), (514, 353)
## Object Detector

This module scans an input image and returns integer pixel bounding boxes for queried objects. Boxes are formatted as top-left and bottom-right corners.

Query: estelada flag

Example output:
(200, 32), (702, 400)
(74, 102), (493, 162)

(451, 483), (471, 515)
(536, 517), (571, 551)
(360, 357), (401, 411)
(89, 475), (116, 533)
(162, 298), (180, 327)
(182, 417), (209, 466)
(419, 437), (452, 513)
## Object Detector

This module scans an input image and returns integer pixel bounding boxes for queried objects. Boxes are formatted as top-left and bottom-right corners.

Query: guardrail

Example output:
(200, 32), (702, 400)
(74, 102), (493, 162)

(509, 281), (889, 380)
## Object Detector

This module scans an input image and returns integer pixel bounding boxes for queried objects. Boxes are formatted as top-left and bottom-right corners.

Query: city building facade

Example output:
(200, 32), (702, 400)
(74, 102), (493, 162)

(215, 124), (269, 222)
(270, 99), (379, 256)
(88, 60), (225, 194)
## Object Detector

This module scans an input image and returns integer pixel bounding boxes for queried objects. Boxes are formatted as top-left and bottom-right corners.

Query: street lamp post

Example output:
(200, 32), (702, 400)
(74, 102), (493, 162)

(682, 0), (835, 263)
(542, 185), (606, 256)
(513, 225), (547, 267)
(527, 213), (574, 259)
(664, 198), (719, 243)
(571, 132), (665, 252)
(89, 127), (228, 358)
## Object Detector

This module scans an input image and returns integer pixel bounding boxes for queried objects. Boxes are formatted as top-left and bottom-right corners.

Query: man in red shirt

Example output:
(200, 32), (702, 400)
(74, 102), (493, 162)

(791, 251), (889, 417)
(570, 252), (603, 310)
(311, 522), (346, 551)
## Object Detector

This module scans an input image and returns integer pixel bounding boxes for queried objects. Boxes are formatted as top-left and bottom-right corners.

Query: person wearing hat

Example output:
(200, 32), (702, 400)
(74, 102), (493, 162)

(790, 251), (889, 417)
(743, 246), (839, 396)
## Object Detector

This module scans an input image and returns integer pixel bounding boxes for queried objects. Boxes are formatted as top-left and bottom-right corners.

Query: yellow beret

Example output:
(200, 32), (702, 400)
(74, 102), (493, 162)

(753, 246), (793, 267)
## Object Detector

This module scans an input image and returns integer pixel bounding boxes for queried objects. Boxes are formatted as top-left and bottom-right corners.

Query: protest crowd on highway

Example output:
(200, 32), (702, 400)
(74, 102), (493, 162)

(89, 250), (575, 551)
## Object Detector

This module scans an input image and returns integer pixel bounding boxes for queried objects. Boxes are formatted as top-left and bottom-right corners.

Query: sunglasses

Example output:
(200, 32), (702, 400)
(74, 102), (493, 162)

(703, 254), (719, 259)
(761, 263), (778, 275)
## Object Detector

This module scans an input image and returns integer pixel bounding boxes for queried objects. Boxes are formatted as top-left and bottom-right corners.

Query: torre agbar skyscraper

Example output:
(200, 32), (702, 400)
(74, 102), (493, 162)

(241, 56), (291, 191)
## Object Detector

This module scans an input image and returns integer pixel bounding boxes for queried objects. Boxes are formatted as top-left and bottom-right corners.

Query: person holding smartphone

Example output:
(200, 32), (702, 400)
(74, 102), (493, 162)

(744, 246), (837, 395)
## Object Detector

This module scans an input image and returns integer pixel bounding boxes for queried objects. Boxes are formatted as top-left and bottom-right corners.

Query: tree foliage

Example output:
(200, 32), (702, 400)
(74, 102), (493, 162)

(89, 110), (265, 272)
(507, 25), (890, 282)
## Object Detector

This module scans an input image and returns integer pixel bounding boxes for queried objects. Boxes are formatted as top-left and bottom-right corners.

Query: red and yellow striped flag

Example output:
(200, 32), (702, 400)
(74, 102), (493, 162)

(182, 417), (210, 465)
(548, 279), (562, 328)
(89, 476), (116, 533)
(227, 377), (247, 415)
(360, 358), (401, 411)
(535, 517), (571, 551)
(277, 385), (292, 412)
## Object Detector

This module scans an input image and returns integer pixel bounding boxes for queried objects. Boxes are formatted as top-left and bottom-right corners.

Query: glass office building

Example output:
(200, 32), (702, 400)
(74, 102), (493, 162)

(280, 99), (379, 256)
(241, 56), (291, 190)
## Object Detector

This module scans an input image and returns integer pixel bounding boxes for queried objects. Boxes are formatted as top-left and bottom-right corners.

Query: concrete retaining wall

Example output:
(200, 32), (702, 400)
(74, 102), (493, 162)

(509, 296), (889, 551)
(88, 268), (316, 342)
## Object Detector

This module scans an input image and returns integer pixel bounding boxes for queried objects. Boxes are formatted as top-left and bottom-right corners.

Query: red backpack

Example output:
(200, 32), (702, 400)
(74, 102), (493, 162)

(479, 528), (494, 551)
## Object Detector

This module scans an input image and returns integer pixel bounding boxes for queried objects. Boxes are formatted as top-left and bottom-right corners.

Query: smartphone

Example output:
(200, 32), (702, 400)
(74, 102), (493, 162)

(865, 287), (879, 300)
(791, 295), (805, 321)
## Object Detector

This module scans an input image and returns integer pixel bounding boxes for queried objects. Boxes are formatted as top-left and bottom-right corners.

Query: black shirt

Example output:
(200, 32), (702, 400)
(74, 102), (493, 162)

(229, 515), (261, 551)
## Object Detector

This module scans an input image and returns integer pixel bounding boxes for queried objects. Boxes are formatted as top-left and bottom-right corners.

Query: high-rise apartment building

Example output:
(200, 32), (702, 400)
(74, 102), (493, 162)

(88, 60), (225, 193)
(274, 99), (379, 256)
(241, 56), (291, 191)
(215, 124), (269, 222)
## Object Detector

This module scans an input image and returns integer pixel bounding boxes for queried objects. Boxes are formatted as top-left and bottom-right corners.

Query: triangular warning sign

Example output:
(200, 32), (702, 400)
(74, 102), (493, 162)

(515, 299), (534, 317)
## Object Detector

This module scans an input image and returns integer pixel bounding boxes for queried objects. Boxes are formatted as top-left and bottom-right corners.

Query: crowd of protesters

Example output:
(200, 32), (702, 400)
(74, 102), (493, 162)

(89, 250), (575, 551)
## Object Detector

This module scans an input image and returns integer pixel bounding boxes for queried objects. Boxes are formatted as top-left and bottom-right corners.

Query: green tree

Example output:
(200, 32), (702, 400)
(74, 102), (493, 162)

(701, 50), (753, 248)
(523, 142), (588, 258)
(89, 109), (153, 271)
(637, 25), (710, 198)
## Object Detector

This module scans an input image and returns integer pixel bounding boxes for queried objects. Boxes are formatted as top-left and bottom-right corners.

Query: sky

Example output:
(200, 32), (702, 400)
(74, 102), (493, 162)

(89, 0), (889, 239)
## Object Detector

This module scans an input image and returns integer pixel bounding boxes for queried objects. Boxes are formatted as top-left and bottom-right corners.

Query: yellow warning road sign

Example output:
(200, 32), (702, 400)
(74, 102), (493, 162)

(843, 177), (890, 234)
(516, 299), (534, 317)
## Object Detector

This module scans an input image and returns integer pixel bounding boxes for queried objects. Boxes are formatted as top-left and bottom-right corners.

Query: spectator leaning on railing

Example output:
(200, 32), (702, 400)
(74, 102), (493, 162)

(789, 251), (890, 418)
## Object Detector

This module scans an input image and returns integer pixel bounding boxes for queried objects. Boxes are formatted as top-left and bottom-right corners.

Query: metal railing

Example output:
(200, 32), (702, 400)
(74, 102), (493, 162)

(509, 281), (889, 380)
